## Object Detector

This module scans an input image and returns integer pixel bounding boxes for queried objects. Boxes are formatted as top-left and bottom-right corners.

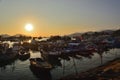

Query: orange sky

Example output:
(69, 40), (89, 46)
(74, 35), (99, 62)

(0, 0), (120, 37)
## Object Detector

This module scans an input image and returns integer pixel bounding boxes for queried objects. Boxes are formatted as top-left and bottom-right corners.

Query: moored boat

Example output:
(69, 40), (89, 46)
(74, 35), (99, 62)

(0, 52), (18, 62)
(40, 49), (61, 60)
(18, 51), (30, 61)
(29, 58), (52, 71)
(29, 65), (52, 80)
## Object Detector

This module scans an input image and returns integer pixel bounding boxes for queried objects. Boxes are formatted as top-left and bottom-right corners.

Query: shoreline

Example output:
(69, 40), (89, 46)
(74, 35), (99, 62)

(59, 58), (120, 80)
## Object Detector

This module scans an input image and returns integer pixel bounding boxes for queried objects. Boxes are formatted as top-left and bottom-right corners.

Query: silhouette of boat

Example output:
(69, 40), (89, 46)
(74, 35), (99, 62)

(18, 51), (30, 61)
(29, 58), (52, 71)
(0, 52), (18, 62)
(29, 65), (52, 80)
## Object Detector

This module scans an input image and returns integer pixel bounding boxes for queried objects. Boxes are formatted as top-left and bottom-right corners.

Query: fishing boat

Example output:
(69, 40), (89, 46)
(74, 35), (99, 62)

(18, 51), (30, 61)
(0, 43), (18, 62)
(0, 52), (18, 62)
(29, 58), (52, 71)
(29, 65), (52, 80)
(40, 49), (61, 60)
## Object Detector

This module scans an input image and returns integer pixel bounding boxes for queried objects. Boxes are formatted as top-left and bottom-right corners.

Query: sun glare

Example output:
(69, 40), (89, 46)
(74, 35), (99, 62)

(25, 23), (33, 31)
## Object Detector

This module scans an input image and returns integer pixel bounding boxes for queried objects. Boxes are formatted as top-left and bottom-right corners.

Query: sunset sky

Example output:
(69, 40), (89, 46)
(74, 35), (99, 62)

(0, 0), (120, 37)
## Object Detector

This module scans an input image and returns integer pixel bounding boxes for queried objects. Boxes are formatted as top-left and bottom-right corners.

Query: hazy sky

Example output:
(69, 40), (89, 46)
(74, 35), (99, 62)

(0, 0), (120, 36)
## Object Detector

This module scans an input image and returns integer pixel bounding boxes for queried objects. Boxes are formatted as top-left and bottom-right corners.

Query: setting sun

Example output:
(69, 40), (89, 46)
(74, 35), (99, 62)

(25, 23), (33, 31)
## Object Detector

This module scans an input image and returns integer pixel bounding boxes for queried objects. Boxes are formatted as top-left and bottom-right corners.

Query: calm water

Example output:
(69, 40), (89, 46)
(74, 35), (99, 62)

(0, 48), (120, 80)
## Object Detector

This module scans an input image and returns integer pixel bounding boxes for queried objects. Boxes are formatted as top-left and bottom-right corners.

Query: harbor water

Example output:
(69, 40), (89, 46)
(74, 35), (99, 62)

(0, 48), (120, 80)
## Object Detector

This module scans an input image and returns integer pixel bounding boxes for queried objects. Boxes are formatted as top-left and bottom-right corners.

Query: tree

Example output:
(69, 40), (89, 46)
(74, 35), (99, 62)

(62, 36), (71, 41)
(47, 35), (62, 41)
(112, 29), (120, 37)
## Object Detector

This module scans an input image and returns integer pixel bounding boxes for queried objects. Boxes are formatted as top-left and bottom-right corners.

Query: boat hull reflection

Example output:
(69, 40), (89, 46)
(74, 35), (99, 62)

(29, 65), (52, 80)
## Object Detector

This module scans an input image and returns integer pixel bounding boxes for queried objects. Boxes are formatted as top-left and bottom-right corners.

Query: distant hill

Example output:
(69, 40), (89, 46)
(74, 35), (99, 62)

(0, 34), (10, 38)
(101, 30), (114, 34)
(68, 29), (115, 37)
(0, 34), (30, 38)
(68, 32), (82, 37)
(13, 34), (26, 37)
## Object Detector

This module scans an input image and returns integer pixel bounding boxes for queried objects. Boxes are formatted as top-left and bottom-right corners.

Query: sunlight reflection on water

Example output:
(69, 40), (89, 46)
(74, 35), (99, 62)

(0, 48), (120, 80)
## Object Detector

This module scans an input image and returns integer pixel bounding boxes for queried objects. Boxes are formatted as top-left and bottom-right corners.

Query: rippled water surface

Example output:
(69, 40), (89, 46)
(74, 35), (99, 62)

(0, 48), (120, 80)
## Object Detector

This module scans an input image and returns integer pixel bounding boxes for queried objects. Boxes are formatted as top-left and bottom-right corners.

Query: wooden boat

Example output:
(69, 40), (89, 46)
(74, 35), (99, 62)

(29, 58), (52, 70)
(0, 55), (17, 67)
(40, 49), (61, 61)
(29, 65), (52, 80)
(0, 52), (18, 62)
(18, 51), (30, 61)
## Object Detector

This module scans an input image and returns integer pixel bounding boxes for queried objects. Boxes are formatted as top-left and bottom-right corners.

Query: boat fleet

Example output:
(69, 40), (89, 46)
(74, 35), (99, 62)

(0, 35), (120, 72)
(39, 38), (120, 58)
